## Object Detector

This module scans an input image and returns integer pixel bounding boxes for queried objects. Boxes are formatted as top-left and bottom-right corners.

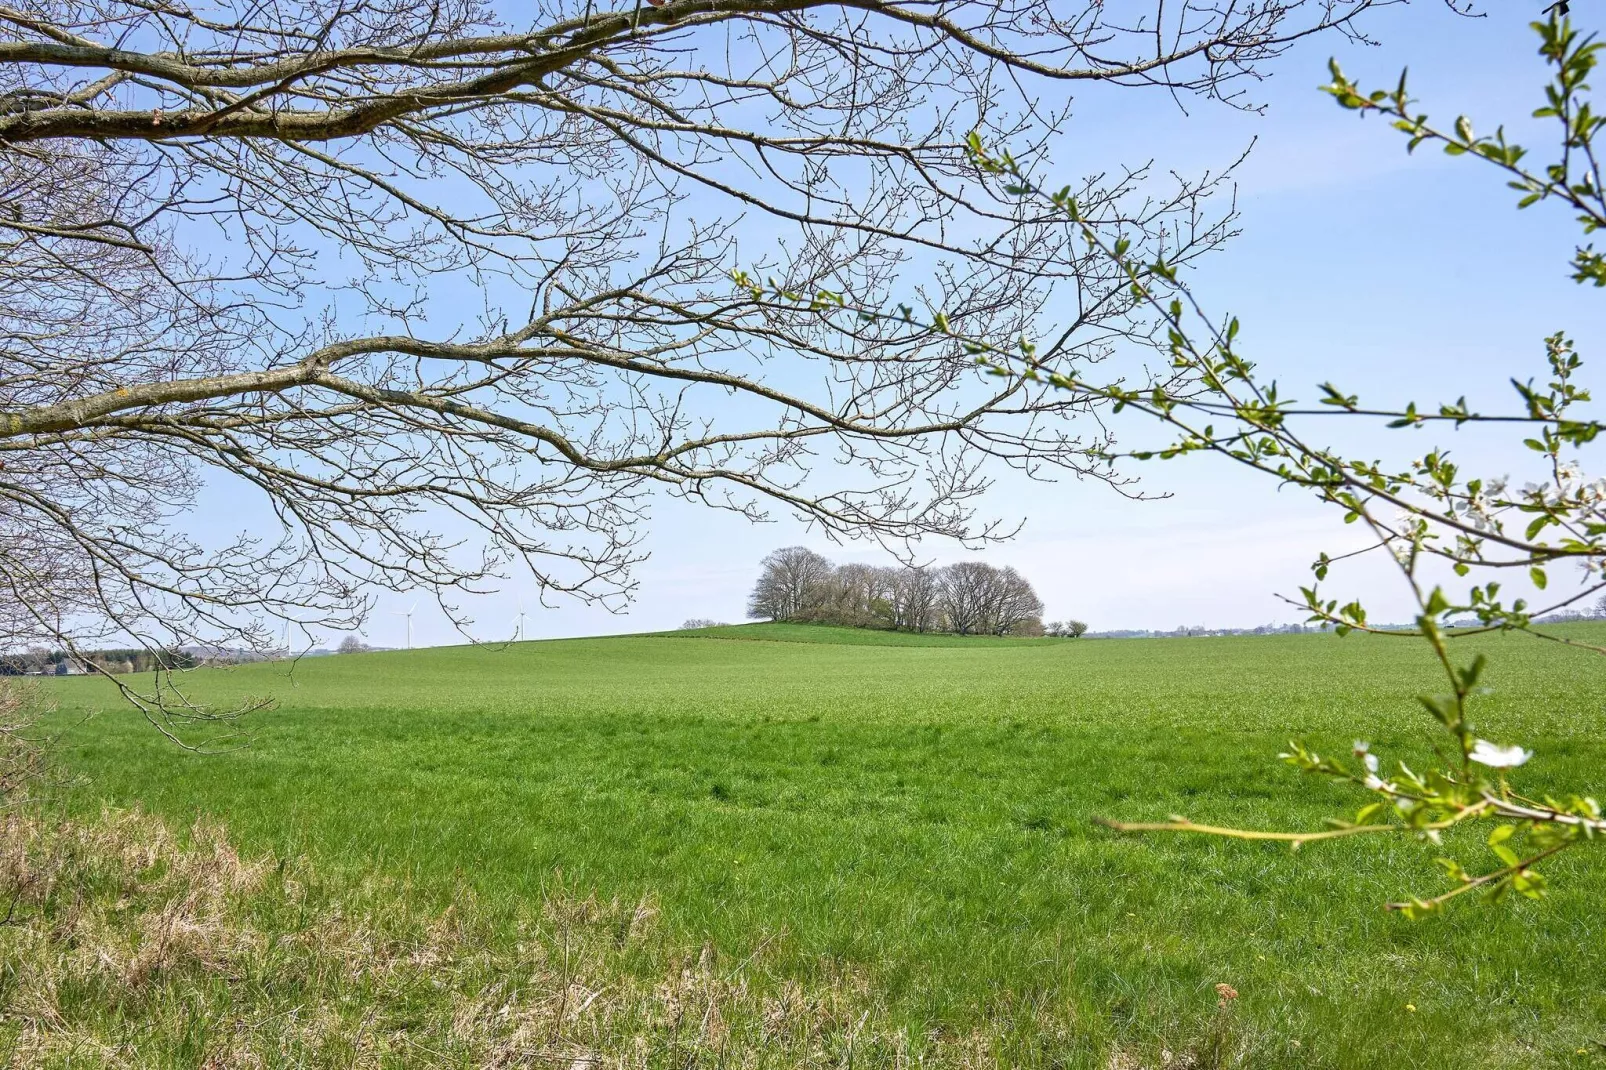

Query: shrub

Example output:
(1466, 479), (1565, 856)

(786, 605), (893, 629)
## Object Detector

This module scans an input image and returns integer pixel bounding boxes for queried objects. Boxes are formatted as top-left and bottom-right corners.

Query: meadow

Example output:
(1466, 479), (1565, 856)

(33, 623), (1606, 1068)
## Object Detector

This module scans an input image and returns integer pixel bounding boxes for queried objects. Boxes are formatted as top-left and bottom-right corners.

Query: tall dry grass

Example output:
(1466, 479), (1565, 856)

(0, 804), (1085, 1068)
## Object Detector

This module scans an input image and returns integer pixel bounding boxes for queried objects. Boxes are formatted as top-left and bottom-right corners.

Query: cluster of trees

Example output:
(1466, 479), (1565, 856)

(0, 650), (76, 676)
(0, 648), (199, 676)
(746, 548), (1067, 637)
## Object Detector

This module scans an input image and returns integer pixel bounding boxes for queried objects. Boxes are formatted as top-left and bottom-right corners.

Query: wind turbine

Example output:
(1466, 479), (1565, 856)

(512, 597), (527, 643)
(395, 602), (417, 650)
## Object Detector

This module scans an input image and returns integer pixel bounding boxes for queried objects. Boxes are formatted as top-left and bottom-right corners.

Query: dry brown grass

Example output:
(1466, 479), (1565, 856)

(0, 805), (1092, 1069)
(0, 680), (47, 809)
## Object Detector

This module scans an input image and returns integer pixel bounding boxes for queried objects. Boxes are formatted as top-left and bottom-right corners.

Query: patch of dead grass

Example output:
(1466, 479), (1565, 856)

(0, 806), (1109, 1068)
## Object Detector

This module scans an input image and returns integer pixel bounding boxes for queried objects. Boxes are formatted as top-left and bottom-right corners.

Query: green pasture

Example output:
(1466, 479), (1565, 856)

(41, 623), (1606, 1067)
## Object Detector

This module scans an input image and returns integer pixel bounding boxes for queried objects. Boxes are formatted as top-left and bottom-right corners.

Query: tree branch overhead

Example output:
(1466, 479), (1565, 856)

(0, 0), (1391, 703)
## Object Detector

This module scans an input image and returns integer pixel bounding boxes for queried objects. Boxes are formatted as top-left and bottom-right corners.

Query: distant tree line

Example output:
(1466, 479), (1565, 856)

(1529, 593), (1606, 627)
(0, 647), (200, 676)
(746, 547), (1071, 637)
(1091, 623), (1326, 639)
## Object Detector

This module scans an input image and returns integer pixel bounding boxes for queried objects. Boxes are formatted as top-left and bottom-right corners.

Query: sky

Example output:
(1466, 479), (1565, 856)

(239, 0), (1606, 649)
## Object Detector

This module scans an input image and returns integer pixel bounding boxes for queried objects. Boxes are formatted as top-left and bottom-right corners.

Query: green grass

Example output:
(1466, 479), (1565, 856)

(39, 624), (1606, 1067)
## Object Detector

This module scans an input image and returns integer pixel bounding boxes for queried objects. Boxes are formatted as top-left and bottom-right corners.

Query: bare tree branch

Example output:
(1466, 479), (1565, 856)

(0, 0), (1401, 723)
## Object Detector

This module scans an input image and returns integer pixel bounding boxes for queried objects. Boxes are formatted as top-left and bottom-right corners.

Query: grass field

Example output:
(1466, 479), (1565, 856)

(36, 623), (1606, 1067)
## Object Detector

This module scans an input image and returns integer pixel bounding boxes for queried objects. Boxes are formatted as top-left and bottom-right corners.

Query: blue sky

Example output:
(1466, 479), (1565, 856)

(251, 1), (1606, 647)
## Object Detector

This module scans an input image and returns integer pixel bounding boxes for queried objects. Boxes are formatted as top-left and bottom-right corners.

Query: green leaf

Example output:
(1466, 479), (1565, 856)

(1417, 693), (1458, 727)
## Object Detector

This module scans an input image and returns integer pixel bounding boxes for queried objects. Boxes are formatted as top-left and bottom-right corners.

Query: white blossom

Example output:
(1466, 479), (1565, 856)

(1468, 739), (1533, 769)
(1557, 461), (1582, 496)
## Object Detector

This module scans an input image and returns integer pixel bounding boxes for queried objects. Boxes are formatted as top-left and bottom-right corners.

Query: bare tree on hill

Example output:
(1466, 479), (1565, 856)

(928, 561), (1044, 635)
(0, 0), (1397, 726)
(819, 564), (895, 620)
(889, 567), (942, 633)
(747, 546), (834, 622)
(988, 566), (1046, 636)
(935, 561), (993, 636)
